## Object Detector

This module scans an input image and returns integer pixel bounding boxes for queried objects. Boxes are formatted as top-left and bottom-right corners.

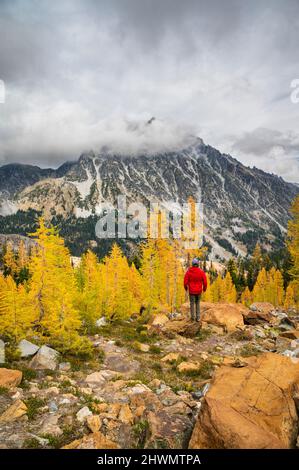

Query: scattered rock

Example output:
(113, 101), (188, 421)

(28, 434), (49, 447)
(86, 415), (101, 433)
(95, 317), (107, 328)
(11, 390), (23, 401)
(85, 371), (106, 388)
(59, 362), (71, 372)
(29, 345), (60, 370)
(161, 353), (180, 363)
(76, 406), (92, 423)
(151, 314), (169, 327)
(104, 353), (140, 375)
(63, 431), (119, 449)
(0, 368), (22, 389)
(118, 404), (134, 424)
(189, 353), (299, 449)
(48, 401), (58, 413)
(40, 414), (63, 436)
(177, 362), (199, 374)
(0, 400), (27, 423)
(135, 342), (150, 352)
(275, 336), (293, 352)
(0, 339), (5, 363)
(145, 410), (193, 448)
(18, 339), (39, 358)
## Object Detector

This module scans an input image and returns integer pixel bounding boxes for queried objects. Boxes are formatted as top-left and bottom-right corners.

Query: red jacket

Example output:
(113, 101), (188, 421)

(184, 267), (207, 295)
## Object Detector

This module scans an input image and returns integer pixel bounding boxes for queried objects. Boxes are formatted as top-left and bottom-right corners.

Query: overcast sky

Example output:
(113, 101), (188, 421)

(0, 0), (298, 182)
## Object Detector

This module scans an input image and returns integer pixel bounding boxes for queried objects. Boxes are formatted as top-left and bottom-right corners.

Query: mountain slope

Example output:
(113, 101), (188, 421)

(0, 141), (298, 259)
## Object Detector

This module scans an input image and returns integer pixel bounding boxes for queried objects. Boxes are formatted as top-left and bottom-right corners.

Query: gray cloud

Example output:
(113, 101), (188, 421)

(0, 0), (298, 181)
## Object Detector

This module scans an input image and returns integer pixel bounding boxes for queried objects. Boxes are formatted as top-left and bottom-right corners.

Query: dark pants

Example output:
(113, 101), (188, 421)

(189, 294), (201, 321)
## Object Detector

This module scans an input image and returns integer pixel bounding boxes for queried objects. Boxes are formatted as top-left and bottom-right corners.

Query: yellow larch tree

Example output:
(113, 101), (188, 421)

(241, 286), (253, 306)
(75, 250), (104, 331)
(28, 218), (91, 355)
(287, 195), (299, 305)
(128, 262), (145, 314)
(0, 274), (36, 342)
(284, 283), (296, 310)
(103, 243), (134, 319)
(3, 242), (18, 277)
(251, 267), (268, 302)
(222, 271), (237, 302)
(140, 239), (161, 312)
(201, 272), (213, 302)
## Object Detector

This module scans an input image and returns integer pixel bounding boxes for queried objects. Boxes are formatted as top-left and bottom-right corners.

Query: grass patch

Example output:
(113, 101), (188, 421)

(239, 344), (261, 357)
(97, 319), (158, 346)
(0, 386), (9, 395)
(42, 425), (82, 449)
(20, 367), (38, 382)
(23, 437), (44, 449)
(149, 345), (161, 355)
(151, 362), (163, 372)
(230, 330), (251, 341)
(5, 345), (21, 362)
(179, 360), (214, 379)
(74, 391), (102, 413)
(24, 397), (46, 420)
(196, 329), (212, 341)
(132, 419), (149, 449)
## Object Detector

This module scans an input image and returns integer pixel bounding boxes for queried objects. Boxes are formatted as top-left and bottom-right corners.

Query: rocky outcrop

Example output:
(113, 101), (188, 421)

(150, 303), (246, 337)
(200, 303), (246, 332)
(243, 302), (275, 324)
(189, 353), (299, 449)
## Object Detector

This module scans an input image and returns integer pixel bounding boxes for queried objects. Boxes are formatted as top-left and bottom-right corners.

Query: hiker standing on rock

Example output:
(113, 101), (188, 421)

(184, 258), (207, 323)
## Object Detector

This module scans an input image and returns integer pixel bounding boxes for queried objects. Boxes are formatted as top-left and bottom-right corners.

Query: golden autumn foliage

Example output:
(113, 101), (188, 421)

(249, 267), (285, 307)
(28, 219), (92, 355)
(202, 271), (237, 303)
(0, 199), (298, 354)
(0, 275), (36, 342)
(287, 195), (299, 304)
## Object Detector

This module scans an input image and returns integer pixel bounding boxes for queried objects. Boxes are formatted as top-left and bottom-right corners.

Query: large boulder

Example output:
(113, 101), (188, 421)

(189, 353), (299, 449)
(0, 368), (22, 389)
(18, 339), (39, 358)
(155, 318), (201, 338)
(200, 302), (245, 332)
(250, 302), (275, 315)
(243, 302), (276, 324)
(29, 345), (60, 370)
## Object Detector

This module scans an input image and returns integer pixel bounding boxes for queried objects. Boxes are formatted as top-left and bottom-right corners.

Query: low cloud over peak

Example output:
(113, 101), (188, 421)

(0, 0), (298, 181)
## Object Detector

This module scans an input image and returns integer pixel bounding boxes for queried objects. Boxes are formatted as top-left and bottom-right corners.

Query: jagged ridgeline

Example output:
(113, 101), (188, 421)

(0, 140), (298, 258)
